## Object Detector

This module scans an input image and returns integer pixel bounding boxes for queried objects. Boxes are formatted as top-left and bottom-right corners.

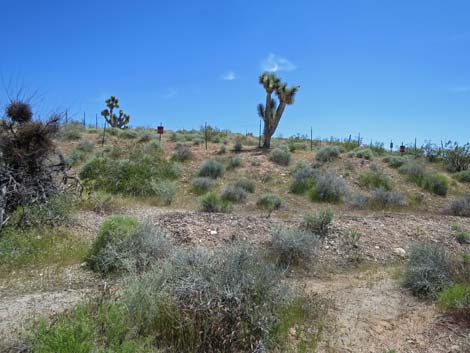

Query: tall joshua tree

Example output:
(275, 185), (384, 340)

(257, 72), (299, 149)
(101, 96), (130, 128)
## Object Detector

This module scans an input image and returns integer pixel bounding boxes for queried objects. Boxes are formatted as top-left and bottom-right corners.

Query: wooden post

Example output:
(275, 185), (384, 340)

(65, 109), (68, 124)
(83, 112), (86, 127)
(204, 122), (208, 151)
(95, 114), (98, 129)
(310, 127), (313, 151)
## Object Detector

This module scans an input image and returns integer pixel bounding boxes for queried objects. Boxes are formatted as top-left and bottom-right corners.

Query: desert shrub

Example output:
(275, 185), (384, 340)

(218, 144), (227, 154)
(191, 177), (216, 194)
(270, 228), (320, 267)
(150, 180), (177, 205)
(346, 192), (370, 209)
(86, 216), (138, 273)
(455, 170), (470, 183)
(290, 161), (316, 194)
(79, 148), (179, 198)
(227, 155), (243, 170)
(316, 146), (341, 163)
(234, 177), (255, 193)
(302, 208), (334, 237)
(348, 147), (375, 160)
(288, 141), (308, 152)
(257, 193), (282, 212)
(171, 143), (193, 162)
(399, 160), (425, 182)
(143, 140), (160, 154)
(221, 185), (247, 203)
(77, 139), (95, 153)
(444, 142), (470, 172)
(370, 187), (406, 208)
(197, 159), (225, 179)
(60, 122), (84, 141)
(200, 192), (232, 213)
(233, 140), (243, 152)
(358, 168), (392, 190)
(449, 195), (470, 217)
(383, 155), (408, 168)
(269, 147), (292, 166)
(451, 225), (470, 244)
(422, 173), (449, 196)
(65, 148), (87, 167)
(309, 171), (348, 203)
(437, 284), (470, 319)
(402, 242), (454, 298)
(119, 129), (138, 139)
(137, 133), (152, 143)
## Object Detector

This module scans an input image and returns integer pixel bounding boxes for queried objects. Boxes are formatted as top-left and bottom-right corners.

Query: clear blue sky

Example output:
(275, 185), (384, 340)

(1, 0), (469, 145)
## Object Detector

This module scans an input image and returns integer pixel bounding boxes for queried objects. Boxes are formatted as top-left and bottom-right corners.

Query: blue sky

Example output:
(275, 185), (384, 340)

(1, 0), (470, 145)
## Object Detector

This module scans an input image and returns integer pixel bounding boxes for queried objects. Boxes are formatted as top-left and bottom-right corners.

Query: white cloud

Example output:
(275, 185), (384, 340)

(261, 53), (296, 72)
(221, 71), (236, 80)
(161, 88), (177, 99)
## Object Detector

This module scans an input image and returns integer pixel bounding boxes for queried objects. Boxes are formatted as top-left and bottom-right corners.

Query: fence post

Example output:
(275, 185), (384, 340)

(204, 122), (208, 151)
(310, 127), (313, 151)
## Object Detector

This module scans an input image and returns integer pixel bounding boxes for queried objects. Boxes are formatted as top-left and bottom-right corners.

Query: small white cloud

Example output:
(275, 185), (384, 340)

(161, 88), (177, 99)
(221, 71), (236, 80)
(453, 86), (470, 93)
(261, 53), (296, 72)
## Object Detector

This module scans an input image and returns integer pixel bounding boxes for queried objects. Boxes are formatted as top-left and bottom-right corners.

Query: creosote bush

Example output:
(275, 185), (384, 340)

(402, 242), (454, 299)
(437, 284), (470, 320)
(383, 155), (408, 168)
(171, 143), (193, 162)
(309, 171), (348, 203)
(221, 185), (247, 203)
(302, 208), (334, 238)
(269, 147), (291, 166)
(316, 146), (341, 163)
(191, 177), (216, 194)
(399, 160), (425, 182)
(455, 170), (470, 183)
(60, 122), (85, 141)
(348, 147), (375, 160)
(290, 161), (316, 194)
(370, 188), (407, 208)
(197, 159), (225, 179)
(257, 193), (282, 213)
(234, 177), (255, 193)
(200, 191), (232, 213)
(449, 195), (470, 217)
(358, 167), (392, 191)
(270, 228), (320, 267)
(227, 155), (243, 170)
(451, 225), (470, 244)
(422, 173), (449, 196)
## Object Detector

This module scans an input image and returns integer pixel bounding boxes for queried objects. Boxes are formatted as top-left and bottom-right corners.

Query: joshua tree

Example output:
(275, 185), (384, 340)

(101, 96), (130, 128)
(257, 73), (299, 149)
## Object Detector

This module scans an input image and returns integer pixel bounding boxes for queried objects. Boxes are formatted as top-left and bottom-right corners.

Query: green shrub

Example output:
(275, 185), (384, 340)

(65, 148), (87, 167)
(234, 177), (255, 193)
(119, 129), (138, 139)
(233, 140), (243, 152)
(197, 159), (225, 179)
(370, 188), (406, 208)
(77, 139), (95, 153)
(86, 216), (138, 273)
(451, 225), (470, 244)
(449, 195), (470, 217)
(191, 177), (216, 194)
(437, 284), (470, 319)
(455, 170), (470, 183)
(348, 147), (375, 160)
(150, 180), (177, 205)
(270, 228), (319, 267)
(358, 168), (392, 190)
(200, 192), (232, 213)
(383, 155), (408, 168)
(309, 171), (348, 203)
(290, 161), (316, 194)
(399, 161), (425, 182)
(269, 147), (292, 166)
(60, 122), (84, 141)
(221, 185), (247, 203)
(402, 242), (454, 298)
(422, 173), (449, 196)
(257, 193), (282, 213)
(346, 192), (370, 209)
(218, 144), (227, 154)
(302, 208), (334, 237)
(316, 146), (341, 163)
(171, 144), (193, 162)
(227, 155), (243, 170)
(288, 141), (308, 152)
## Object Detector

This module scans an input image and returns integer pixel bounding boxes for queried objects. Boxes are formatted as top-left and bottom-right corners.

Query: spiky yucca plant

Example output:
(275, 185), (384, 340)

(101, 96), (130, 129)
(257, 72), (299, 149)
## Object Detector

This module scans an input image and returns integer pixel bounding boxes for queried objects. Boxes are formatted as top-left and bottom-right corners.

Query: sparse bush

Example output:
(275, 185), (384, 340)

(257, 193), (282, 213)
(402, 242), (454, 298)
(302, 208), (334, 237)
(269, 147), (292, 166)
(383, 155), (408, 168)
(137, 133), (151, 143)
(422, 173), (449, 196)
(290, 161), (316, 194)
(218, 144), (227, 154)
(451, 225), (470, 244)
(309, 171), (348, 203)
(200, 192), (232, 213)
(171, 143), (193, 162)
(221, 185), (247, 203)
(270, 228), (319, 267)
(233, 140), (243, 152)
(86, 216), (138, 273)
(60, 122), (84, 141)
(444, 141), (470, 172)
(288, 141), (308, 152)
(449, 195), (470, 217)
(77, 139), (95, 153)
(191, 177), (216, 194)
(454, 170), (470, 183)
(151, 180), (177, 205)
(234, 177), (255, 193)
(346, 192), (370, 209)
(370, 187), (406, 208)
(197, 159), (225, 179)
(348, 147), (375, 160)
(119, 129), (138, 139)
(227, 155), (243, 170)
(316, 146), (341, 163)
(65, 148), (87, 167)
(437, 284), (470, 319)
(359, 168), (392, 190)
(399, 160), (425, 182)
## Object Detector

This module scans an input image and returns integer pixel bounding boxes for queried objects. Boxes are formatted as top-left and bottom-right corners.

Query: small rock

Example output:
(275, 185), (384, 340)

(210, 230), (218, 235)
(394, 247), (406, 257)
(289, 327), (296, 336)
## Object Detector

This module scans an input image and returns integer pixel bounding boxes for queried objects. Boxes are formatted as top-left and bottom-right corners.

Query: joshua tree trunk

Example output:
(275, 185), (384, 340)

(263, 121), (272, 149)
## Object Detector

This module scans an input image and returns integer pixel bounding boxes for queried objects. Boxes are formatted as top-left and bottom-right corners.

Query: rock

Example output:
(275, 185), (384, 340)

(210, 230), (218, 235)
(289, 327), (296, 336)
(394, 247), (406, 257)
